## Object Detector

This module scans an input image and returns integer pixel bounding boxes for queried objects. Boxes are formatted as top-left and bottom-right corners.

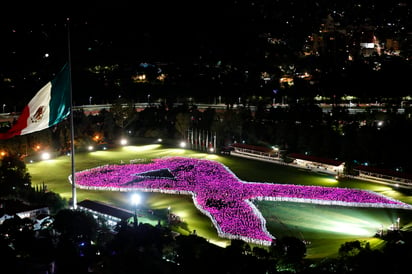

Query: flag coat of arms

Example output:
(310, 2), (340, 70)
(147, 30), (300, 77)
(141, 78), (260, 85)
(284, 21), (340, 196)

(0, 64), (71, 139)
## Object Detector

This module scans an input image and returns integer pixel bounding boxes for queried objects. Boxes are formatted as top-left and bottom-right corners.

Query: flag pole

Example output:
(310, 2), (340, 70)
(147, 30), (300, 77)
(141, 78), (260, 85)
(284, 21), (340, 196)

(67, 17), (77, 209)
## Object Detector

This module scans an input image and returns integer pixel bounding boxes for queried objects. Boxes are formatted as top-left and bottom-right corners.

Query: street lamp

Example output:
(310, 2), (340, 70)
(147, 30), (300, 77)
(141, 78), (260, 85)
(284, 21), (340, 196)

(131, 193), (141, 228)
(120, 138), (128, 146)
(167, 206), (171, 224)
(41, 152), (51, 160)
(272, 146), (279, 158)
(2, 104), (5, 113)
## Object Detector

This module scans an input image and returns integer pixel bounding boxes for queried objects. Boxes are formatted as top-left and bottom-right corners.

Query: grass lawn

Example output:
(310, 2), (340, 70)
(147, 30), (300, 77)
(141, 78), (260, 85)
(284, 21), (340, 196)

(26, 143), (412, 259)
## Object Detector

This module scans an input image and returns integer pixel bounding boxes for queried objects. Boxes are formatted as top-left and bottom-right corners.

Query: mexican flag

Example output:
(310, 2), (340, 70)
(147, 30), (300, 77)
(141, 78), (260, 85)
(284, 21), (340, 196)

(0, 64), (71, 139)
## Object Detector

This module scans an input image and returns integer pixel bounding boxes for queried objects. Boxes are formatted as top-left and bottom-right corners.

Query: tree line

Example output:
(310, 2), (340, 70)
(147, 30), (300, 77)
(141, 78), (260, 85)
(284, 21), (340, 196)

(1, 99), (412, 174)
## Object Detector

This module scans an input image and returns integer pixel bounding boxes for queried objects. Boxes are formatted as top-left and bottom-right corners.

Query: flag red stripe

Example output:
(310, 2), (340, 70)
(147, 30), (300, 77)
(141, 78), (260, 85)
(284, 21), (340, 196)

(0, 106), (30, 139)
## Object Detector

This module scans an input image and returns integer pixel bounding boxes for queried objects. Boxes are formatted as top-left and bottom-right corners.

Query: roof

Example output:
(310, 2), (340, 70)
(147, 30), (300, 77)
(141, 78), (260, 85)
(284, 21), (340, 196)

(287, 153), (344, 166)
(230, 143), (274, 153)
(354, 165), (412, 180)
(77, 199), (134, 220)
(0, 199), (47, 217)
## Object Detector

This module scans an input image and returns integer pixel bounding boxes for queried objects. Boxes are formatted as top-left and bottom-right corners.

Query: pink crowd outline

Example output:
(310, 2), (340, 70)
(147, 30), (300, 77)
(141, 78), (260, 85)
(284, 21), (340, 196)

(70, 156), (412, 245)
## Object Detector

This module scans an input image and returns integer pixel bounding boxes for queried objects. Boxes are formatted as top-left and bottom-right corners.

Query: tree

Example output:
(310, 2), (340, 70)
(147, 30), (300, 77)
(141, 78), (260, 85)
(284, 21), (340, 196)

(53, 209), (98, 241)
(53, 209), (100, 273)
(175, 112), (190, 139)
(35, 191), (67, 214)
(335, 240), (387, 274)
(269, 236), (307, 273)
(100, 108), (117, 142)
(0, 154), (31, 196)
(111, 98), (135, 131)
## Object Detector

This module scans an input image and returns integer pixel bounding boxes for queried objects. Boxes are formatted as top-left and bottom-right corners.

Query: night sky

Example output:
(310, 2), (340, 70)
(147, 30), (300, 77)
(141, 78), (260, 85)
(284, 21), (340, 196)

(2, 0), (407, 64)
(0, 0), (326, 64)
(0, 0), (410, 105)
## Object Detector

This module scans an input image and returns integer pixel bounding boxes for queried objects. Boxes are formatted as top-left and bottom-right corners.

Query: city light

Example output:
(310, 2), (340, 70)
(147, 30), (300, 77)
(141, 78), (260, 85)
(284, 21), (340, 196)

(41, 152), (51, 160)
(131, 193), (141, 206)
(131, 192), (141, 228)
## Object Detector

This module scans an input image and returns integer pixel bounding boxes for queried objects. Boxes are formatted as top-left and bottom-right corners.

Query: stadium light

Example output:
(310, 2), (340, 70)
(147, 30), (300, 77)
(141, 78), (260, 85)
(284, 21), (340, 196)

(41, 152), (51, 160)
(120, 138), (128, 146)
(131, 193), (141, 228)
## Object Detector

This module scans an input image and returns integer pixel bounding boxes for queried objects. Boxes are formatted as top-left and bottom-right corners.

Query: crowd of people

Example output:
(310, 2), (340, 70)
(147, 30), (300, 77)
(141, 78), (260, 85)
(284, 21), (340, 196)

(73, 156), (412, 245)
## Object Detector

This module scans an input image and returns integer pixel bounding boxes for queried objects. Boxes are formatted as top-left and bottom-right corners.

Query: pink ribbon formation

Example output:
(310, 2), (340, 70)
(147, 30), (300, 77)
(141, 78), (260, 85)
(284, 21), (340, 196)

(73, 156), (412, 245)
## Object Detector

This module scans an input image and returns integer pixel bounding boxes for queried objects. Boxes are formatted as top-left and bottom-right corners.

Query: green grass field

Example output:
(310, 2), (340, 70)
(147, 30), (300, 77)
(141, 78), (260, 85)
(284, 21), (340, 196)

(26, 144), (412, 259)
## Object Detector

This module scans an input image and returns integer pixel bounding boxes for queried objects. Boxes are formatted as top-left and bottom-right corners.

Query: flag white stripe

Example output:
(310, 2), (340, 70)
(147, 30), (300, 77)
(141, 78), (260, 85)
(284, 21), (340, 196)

(20, 82), (52, 134)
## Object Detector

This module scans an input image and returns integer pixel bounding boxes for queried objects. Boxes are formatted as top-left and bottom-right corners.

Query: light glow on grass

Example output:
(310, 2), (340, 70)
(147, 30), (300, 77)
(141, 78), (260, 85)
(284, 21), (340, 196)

(321, 219), (378, 236)
(172, 209), (190, 219)
(319, 177), (339, 184)
(123, 144), (161, 152)
(204, 154), (220, 161)
(190, 153), (221, 161)
(86, 151), (112, 157)
(208, 238), (230, 248)
(380, 188), (408, 201)
(274, 205), (393, 237)
(39, 158), (59, 165)
(159, 148), (187, 154)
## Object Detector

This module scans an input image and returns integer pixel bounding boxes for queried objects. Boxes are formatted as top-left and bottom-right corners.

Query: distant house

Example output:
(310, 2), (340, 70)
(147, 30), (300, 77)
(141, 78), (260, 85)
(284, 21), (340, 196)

(354, 165), (412, 188)
(228, 143), (345, 175)
(0, 199), (49, 225)
(33, 213), (54, 230)
(287, 153), (345, 175)
(77, 199), (134, 228)
(228, 143), (411, 188)
(230, 143), (279, 159)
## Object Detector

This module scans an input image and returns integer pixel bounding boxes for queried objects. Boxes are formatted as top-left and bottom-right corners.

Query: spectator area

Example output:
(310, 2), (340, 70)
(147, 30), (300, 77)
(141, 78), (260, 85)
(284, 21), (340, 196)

(354, 165), (412, 188)
(77, 199), (134, 228)
(287, 153), (345, 175)
(228, 143), (412, 189)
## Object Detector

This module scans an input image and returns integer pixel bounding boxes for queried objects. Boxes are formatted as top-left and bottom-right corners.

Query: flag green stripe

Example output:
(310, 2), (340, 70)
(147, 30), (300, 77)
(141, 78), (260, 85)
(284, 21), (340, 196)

(49, 63), (71, 126)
